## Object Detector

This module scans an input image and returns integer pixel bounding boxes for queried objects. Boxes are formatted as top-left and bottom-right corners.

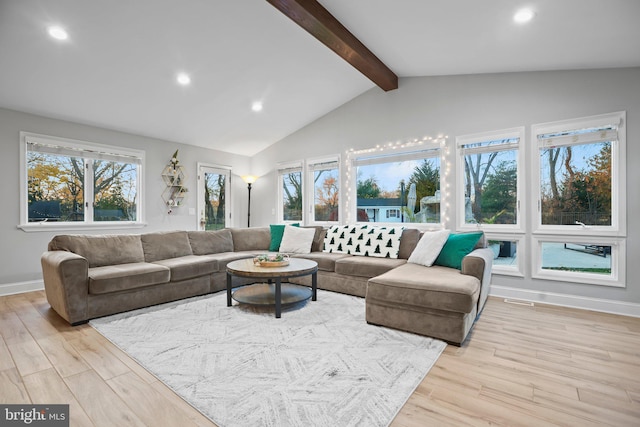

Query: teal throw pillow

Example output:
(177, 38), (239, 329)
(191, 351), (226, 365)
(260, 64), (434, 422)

(434, 232), (483, 270)
(269, 223), (299, 251)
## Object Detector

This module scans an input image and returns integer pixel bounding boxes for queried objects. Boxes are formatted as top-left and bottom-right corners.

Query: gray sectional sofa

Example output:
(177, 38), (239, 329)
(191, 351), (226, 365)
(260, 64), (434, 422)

(41, 226), (492, 344)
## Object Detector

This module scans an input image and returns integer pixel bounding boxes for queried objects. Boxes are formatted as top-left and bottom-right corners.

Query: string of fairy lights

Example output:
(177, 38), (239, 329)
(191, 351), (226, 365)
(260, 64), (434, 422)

(344, 135), (451, 226)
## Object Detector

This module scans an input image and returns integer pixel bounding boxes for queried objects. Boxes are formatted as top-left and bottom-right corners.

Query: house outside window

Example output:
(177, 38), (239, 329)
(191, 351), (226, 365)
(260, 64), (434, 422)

(20, 132), (144, 231)
(353, 146), (441, 226)
(531, 112), (626, 287)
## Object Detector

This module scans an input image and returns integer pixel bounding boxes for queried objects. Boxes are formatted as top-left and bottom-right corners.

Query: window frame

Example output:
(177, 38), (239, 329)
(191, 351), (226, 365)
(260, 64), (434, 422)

(456, 127), (525, 233)
(306, 155), (341, 225)
(276, 160), (304, 224)
(19, 132), (145, 232)
(531, 111), (626, 237)
(349, 143), (443, 229)
(483, 232), (525, 277)
(531, 234), (626, 287)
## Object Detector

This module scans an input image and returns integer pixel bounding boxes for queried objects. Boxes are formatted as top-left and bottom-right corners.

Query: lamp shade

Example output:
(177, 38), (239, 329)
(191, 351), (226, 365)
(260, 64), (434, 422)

(242, 175), (258, 184)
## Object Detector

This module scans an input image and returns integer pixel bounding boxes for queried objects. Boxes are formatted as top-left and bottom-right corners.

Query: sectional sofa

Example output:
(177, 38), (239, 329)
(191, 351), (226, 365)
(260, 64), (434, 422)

(41, 226), (493, 344)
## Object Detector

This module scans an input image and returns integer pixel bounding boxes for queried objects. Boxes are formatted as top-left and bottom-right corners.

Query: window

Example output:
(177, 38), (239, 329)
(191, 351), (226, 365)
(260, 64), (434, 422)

(484, 234), (524, 277)
(531, 112), (626, 287)
(456, 127), (524, 231)
(197, 164), (230, 230)
(277, 162), (303, 222)
(532, 235), (625, 287)
(20, 132), (143, 230)
(307, 157), (340, 224)
(386, 209), (400, 219)
(533, 112), (625, 235)
(352, 146), (441, 225)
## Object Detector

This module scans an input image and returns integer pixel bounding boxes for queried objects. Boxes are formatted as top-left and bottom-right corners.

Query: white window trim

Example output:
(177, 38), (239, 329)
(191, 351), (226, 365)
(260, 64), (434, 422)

(349, 143), (443, 230)
(456, 126), (525, 233)
(483, 232), (525, 277)
(531, 111), (626, 237)
(531, 234), (625, 288)
(19, 132), (145, 232)
(306, 155), (341, 225)
(276, 160), (304, 224)
(196, 163), (232, 230)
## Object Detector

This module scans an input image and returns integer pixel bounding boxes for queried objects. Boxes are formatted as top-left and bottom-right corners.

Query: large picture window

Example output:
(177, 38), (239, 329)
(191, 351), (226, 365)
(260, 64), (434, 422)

(456, 127), (524, 231)
(352, 147), (441, 225)
(20, 133), (143, 230)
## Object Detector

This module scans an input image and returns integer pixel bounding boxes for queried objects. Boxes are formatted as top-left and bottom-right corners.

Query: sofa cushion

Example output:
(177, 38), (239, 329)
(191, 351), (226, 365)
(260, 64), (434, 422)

(269, 223), (299, 251)
(335, 256), (407, 278)
(89, 262), (170, 295)
(291, 252), (351, 272)
(201, 251), (255, 270)
(304, 226), (326, 253)
(367, 263), (480, 314)
(142, 231), (193, 262)
(434, 232), (483, 270)
(397, 228), (422, 259)
(152, 255), (218, 282)
(188, 229), (234, 255)
(324, 225), (405, 258)
(230, 227), (271, 252)
(49, 234), (145, 268)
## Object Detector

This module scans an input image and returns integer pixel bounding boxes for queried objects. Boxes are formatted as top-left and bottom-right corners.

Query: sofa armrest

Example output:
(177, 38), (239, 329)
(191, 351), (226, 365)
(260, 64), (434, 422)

(461, 248), (493, 314)
(41, 251), (89, 324)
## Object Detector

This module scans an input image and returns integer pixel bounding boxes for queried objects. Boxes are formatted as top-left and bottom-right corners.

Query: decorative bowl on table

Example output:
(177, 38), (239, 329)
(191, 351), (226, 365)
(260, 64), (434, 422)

(253, 253), (290, 267)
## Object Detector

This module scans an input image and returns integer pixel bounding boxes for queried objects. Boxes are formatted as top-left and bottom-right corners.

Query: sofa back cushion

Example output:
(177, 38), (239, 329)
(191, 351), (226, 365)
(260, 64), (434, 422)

(48, 234), (144, 268)
(397, 228), (421, 259)
(304, 226), (326, 253)
(142, 231), (193, 262)
(230, 227), (271, 252)
(188, 229), (234, 255)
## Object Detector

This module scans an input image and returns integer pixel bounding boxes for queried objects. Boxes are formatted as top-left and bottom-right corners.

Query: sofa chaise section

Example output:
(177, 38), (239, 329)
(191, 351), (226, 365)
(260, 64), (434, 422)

(366, 247), (493, 344)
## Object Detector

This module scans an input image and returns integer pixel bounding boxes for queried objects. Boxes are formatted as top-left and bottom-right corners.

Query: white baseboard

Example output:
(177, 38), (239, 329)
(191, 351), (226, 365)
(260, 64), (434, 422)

(0, 280), (44, 297)
(490, 285), (640, 318)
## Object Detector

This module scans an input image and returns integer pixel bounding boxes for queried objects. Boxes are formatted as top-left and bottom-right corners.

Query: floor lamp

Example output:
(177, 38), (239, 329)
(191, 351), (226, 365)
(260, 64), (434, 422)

(242, 175), (257, 227)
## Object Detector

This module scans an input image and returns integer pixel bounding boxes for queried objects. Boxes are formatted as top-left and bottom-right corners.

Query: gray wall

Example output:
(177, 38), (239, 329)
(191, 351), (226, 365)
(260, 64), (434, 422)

(250, 68), (640, 306)
(0, 108), (250, 287)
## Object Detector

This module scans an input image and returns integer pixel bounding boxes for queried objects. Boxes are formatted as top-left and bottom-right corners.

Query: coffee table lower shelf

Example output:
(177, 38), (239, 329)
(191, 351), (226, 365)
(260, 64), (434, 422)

(232, 283), (312, 306)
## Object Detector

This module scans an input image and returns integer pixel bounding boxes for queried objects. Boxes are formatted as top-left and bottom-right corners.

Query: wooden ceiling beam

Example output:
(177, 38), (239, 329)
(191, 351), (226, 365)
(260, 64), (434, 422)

(266, 0), (398, 91)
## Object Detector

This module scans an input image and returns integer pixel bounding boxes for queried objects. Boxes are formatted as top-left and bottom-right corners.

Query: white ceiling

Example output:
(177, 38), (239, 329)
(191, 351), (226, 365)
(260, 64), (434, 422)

(1, 0), (639, 156)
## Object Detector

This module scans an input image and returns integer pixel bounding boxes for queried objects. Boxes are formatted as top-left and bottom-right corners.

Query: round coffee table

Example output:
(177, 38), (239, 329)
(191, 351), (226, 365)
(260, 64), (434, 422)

(226, 258), (318, 318)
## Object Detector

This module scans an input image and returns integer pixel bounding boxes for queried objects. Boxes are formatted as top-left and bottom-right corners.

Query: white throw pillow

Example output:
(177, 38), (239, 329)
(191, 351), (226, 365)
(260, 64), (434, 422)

(279, 225), (316, 254)
(407, 229), (451, 267)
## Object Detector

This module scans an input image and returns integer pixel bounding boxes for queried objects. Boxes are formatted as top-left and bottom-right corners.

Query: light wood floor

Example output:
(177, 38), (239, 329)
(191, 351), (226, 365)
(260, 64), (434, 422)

(1, 291), (639, 426)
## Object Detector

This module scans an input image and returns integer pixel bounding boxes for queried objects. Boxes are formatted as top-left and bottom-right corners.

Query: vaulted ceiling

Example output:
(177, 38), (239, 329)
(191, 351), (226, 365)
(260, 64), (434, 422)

(1, 0), (639, 156)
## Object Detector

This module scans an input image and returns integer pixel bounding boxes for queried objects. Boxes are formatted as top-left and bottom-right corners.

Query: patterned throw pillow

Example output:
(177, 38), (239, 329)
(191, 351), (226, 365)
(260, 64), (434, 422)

(323, 225), (405, 259)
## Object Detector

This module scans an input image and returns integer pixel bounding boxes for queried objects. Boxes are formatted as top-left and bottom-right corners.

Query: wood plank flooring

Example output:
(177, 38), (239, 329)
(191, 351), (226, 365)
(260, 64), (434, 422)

(1, 291), (639, 426)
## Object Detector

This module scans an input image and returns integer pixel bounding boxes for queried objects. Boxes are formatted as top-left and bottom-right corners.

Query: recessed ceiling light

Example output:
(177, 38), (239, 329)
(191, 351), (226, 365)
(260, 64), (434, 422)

(514, 8), (535, 24)
(176, 72), (191, 86)
(47, 25), (68, 41)
(251, 101), (263, 112)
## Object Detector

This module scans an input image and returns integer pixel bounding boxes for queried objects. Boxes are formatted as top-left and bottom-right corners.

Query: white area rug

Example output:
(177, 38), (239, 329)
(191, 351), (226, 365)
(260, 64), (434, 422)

(90, 289), (446, 427)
